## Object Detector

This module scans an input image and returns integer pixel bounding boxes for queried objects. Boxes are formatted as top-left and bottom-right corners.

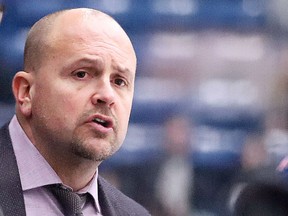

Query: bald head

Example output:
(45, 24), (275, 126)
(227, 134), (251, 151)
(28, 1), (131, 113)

(24, 8), (135, 72)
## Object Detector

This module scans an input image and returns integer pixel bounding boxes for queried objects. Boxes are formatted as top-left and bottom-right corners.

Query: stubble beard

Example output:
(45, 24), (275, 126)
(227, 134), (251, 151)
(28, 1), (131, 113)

(69, 108), (123, 161)
(70, 130), (120, 162)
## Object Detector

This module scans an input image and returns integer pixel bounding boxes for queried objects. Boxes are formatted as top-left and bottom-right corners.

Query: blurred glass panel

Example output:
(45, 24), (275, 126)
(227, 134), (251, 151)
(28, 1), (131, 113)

(242, 0), (266, 17)
(268, 0), (288, 31)
(198, 79), (259, 108)
(97, 0), (131, 14)
(152, 0), (198, 16)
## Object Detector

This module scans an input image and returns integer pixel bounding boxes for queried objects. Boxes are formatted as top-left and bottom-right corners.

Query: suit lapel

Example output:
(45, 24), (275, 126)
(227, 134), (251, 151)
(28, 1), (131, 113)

(0, 124), (26, 216)
(98, 176), (118, 216)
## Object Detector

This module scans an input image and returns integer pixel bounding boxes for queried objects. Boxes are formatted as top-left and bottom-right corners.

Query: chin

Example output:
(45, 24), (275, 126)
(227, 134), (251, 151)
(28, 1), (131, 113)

(72, 140), (120, 162)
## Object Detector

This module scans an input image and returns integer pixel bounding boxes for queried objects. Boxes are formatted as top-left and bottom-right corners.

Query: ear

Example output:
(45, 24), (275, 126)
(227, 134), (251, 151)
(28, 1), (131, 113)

(12, 71), (34, 117)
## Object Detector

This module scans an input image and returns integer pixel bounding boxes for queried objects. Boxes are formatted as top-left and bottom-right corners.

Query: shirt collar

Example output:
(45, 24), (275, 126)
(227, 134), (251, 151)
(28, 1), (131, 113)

(8, 115), (101, 212)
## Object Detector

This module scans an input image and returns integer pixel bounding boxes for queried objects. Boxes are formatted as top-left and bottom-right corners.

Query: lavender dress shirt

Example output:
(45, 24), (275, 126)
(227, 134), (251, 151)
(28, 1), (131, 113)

(9, 116), (102, 216)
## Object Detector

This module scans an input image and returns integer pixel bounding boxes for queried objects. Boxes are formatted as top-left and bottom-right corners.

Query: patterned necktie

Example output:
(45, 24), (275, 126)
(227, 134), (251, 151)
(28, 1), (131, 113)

(45, 184), (86, 216)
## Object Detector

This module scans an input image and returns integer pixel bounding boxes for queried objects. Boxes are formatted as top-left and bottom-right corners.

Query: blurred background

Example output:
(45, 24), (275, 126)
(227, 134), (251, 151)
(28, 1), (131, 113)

(1, 0), (288, 215)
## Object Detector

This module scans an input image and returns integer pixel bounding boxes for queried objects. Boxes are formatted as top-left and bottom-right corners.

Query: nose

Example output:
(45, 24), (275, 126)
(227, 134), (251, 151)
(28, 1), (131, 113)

(91, 79), (115, 107)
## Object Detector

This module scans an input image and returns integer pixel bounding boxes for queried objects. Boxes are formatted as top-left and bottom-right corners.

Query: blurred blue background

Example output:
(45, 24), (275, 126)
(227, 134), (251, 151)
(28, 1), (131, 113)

(1, 0), (288, 215)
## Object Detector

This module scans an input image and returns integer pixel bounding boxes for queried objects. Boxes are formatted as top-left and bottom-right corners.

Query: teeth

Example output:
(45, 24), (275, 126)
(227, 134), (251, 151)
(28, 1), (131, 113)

(93, 118), (105, 124)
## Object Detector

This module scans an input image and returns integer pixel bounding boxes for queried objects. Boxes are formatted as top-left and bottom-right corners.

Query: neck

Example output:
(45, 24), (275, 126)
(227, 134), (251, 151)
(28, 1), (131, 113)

(40, 145), (100, 191)
(54, 160), (98, 191)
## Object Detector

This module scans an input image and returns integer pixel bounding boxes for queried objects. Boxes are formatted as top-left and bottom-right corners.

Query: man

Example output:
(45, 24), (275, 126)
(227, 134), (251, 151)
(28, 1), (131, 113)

(0, 8), (150, 216)
(155, 115), (193, 216)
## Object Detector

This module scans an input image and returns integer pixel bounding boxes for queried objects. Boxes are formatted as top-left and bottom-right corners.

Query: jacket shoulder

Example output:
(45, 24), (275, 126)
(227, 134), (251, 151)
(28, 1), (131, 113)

(0, 123), (13, 151)
(0, 123), (26, 216)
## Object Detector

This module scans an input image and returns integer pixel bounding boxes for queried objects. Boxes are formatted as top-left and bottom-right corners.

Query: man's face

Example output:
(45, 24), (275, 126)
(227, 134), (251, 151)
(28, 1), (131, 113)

(29, 14), (136, 162)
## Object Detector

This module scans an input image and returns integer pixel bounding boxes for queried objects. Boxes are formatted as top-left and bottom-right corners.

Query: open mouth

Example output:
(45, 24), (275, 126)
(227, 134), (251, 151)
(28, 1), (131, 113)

(92, 117), (111, 128)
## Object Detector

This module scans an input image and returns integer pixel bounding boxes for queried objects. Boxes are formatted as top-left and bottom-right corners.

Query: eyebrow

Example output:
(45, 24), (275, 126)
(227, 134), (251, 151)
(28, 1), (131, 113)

(112, 60), (135, 84)
(63, 56), (134, 77)
(113, 63), (133, 76)
(60, 56), (102, 75)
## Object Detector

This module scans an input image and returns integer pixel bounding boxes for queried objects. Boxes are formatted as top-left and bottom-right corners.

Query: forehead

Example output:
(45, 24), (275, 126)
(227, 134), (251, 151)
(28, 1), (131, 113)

(50, 11), (131, 50)
(45, 10), (136, 70)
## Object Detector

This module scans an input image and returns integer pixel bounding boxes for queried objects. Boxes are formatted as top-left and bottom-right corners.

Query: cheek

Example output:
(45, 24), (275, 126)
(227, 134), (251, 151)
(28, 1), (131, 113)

(118, 100), (132, 135)
(32, 87), (80, 126)
(52, 95), (84, 124)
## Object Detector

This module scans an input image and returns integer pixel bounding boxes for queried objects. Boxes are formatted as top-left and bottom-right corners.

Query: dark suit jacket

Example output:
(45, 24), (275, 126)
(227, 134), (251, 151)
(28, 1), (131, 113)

(0, 123), (150, 216)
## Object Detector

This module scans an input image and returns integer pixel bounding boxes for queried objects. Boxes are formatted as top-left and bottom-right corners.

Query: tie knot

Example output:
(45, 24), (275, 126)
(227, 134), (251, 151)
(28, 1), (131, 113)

(45, 184), (86, 216)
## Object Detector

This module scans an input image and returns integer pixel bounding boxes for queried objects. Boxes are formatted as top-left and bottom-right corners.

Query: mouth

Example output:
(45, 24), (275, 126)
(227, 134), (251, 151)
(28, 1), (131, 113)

(92, 117), (111, 128)
(89, 115), (114, 129)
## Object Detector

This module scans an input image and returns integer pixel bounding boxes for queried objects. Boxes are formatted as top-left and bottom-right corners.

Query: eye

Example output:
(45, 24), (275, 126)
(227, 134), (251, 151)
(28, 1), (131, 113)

(74, 71), (87, 79)
(114, 78), (127, 87)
